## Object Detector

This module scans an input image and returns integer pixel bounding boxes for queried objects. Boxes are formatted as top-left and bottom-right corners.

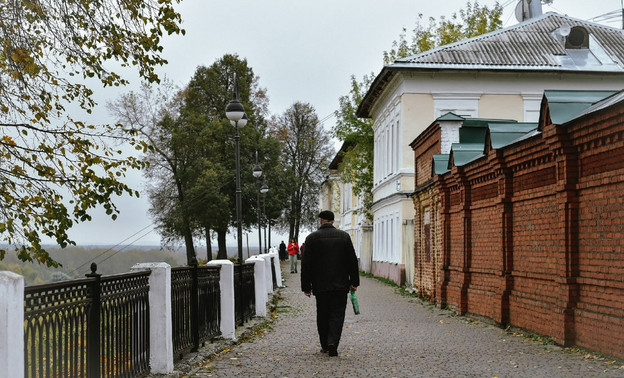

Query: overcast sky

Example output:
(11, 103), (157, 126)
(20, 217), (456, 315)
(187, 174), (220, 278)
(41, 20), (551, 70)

(63, 0), (623, 248)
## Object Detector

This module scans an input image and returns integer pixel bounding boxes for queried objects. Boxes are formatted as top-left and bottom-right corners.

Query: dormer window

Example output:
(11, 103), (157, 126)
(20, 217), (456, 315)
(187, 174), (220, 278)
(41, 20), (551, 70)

(566, 26), (589, 49)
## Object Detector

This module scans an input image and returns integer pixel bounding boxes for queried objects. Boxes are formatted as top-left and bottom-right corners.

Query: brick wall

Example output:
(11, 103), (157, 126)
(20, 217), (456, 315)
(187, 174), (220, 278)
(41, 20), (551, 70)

(412, 102), (624, 359)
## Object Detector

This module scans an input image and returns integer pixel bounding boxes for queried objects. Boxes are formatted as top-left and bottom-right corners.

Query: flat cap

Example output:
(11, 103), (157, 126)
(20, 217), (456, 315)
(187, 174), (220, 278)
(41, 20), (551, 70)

(318, 210), (334, 221)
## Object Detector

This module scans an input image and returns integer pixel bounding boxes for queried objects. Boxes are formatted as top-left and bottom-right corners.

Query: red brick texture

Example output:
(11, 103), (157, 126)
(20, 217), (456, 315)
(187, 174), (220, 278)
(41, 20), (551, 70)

(411, 103), (624, 359)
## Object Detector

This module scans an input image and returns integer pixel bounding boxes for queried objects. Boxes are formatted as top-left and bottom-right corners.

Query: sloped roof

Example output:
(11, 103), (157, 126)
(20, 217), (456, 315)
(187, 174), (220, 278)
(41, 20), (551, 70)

(358, 13), (624, 118)
(437, 112), (465, 121)
(430, 89), (624, 178)
(437, 118), (536, 173)
(328, 141), (355, 170)
(449, 143), (486, 167)
(573, 90), (624, 120)
(489, 122), (539, 149)
(395, 13), (624, 69)
(541, 90), (619, 125)
(432, 154), (450, 175)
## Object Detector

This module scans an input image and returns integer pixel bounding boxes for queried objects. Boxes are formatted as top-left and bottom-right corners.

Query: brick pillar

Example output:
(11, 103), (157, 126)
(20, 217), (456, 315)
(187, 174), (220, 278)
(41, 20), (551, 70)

(491, 152), (514, 326)
(435, 175), (451, 309)
(544, 124), (580, 346)
(458, 168), (471, 316)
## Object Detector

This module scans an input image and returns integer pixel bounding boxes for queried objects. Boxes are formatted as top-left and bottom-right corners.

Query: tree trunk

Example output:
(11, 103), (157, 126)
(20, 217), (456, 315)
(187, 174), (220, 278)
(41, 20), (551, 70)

(183, 219), (197, 266)
(216, 229), (228, 259)
(205, 227), (212, 262)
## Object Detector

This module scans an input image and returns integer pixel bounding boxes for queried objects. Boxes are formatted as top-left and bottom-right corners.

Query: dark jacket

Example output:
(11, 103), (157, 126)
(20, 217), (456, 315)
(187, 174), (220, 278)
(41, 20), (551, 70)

(301, 223), (360, 294)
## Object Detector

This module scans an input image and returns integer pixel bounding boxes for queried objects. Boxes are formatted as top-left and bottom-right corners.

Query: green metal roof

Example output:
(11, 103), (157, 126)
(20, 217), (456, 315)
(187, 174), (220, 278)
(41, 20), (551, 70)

(459, 118), (518, 144)
(461, 118), (516, 128)
(488, 122), (539, 149)
(544, 90), (618, 125)
(459, 127), (487, 144)
(429, 90), (622, 177)
(449, 143), (485, 167)
(437, 112), (465, 121)
(432, 154), (450, 175)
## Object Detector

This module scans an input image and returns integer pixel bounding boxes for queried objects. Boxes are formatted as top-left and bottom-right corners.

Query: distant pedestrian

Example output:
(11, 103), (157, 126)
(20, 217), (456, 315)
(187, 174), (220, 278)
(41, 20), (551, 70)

(279, 241), (287, 261)
(301, 210), (359, 357)
(287, 239), (299, 273)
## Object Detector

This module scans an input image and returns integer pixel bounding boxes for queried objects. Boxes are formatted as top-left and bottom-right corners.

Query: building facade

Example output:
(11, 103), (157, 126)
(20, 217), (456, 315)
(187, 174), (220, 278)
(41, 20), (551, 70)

(357, 12), (624, 286)
(319, 143), (373, 271)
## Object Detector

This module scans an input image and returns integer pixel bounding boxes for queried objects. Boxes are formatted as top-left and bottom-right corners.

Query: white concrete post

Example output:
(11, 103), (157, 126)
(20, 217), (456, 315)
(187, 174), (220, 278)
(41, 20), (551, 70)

(259, 254), (273, 294)
(0, 271), (24, 378)
(207, 260), (235, 339)
(131, 263), (174, 374)
(269, 250), (283, 287)
(245, 256), (267, 317)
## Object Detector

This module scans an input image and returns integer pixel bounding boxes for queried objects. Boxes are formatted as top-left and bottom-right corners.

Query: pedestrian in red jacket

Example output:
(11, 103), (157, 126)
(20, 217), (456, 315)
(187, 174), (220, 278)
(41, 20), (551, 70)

(287, 239), (299, 273)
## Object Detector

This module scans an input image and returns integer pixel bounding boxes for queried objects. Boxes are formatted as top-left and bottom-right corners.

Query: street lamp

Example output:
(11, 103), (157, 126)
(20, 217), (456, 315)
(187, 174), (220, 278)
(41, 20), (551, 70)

(260, 177), (269, 253)
(252, 152), (262, 255)
(225, 73), (246, 322)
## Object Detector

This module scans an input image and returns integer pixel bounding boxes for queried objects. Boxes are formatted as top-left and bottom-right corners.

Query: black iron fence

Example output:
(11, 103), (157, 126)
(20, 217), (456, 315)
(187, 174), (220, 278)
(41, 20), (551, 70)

(171, 265), (221, 359)
(24, 263), (151, 378)
(234, 263), (256, 326)
(22, 259), (266, 376)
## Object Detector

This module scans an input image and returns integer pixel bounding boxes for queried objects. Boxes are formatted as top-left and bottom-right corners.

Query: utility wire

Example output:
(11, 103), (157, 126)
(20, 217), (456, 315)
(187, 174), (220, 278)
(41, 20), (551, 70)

(69, 223), (155, 275)
(95, 227), (157, 267)
(70, 175), (237, 275)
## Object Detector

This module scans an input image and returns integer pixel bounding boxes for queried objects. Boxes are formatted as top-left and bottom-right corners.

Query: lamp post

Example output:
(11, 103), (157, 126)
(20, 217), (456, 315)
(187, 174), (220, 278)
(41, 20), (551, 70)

(252, 152), (262, 255)
(260, 177), (269, 253)
(225, 73), (247, 322)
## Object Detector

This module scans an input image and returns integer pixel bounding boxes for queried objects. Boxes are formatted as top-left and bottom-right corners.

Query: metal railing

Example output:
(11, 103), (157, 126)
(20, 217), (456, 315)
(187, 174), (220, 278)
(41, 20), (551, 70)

(21, 259), (266, 376)
(171, 265), (221, 358)
(234, 263), (256, 326)
(24, 264), (151, 377)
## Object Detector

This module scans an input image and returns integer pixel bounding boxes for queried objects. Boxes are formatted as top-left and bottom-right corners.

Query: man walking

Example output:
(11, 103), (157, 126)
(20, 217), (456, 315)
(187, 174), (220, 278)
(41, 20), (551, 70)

(301, 210), (359, 357)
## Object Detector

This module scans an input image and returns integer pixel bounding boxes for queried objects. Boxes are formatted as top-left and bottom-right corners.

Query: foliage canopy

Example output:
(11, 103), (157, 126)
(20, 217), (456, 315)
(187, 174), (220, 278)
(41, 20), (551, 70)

(0, 0), (184, 266)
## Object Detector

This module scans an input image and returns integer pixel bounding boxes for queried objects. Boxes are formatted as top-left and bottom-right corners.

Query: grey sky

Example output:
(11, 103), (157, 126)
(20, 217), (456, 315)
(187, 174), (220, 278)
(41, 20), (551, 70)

(64, 0), (622, 247)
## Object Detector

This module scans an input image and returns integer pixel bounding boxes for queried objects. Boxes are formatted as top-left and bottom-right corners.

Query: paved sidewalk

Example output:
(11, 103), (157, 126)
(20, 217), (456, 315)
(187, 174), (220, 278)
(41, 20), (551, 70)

(186, 263), (624, 377)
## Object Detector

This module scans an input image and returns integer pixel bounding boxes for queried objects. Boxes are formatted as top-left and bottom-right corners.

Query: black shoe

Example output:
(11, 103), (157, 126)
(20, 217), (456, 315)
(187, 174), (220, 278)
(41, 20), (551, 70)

(328, 345), (337, 357)
(320, 348), (328, 354)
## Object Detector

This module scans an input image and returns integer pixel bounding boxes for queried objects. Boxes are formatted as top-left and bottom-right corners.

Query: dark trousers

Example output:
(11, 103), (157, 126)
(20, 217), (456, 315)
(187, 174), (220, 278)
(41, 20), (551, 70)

(314, 290), (348, 349)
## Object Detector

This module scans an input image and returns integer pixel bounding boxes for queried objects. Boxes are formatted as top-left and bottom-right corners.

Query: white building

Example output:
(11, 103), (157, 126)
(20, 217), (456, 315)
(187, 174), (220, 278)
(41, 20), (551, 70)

(320, 142), (373, 272)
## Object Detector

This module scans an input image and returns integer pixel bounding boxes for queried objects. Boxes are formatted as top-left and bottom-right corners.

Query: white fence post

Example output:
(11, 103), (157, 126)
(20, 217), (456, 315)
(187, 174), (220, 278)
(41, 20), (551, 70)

(269, 250), (283, 287)
(259, 254), (273, 294)
(245, 256), (267, 317)
(207, 260), (235, 339)
(131, 263), (174, 374)
(0, 271), (24, 378)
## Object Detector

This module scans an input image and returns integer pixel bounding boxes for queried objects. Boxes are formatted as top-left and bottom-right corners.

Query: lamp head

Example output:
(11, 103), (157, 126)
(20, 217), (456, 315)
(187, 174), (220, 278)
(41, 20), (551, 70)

(225, 73), (245, 122)
(260, 183), (269, 194)
(253, 164), (262, 178)
(226, 101), (244, 122)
